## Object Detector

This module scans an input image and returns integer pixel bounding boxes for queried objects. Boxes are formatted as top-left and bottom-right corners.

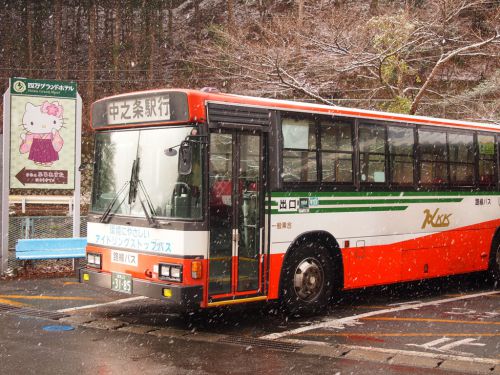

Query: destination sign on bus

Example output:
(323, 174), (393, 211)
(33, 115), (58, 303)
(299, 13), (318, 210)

(91, 91), (189, 128)
(106, 94), (170, 125)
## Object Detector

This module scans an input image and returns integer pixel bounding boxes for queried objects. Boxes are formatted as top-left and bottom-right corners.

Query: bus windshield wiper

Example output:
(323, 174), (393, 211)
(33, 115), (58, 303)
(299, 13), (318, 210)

(138, 180), (159, 227)
(128, 158), (140, 205)
(99, 181), (130, 223)
(128, 157), (159, 227)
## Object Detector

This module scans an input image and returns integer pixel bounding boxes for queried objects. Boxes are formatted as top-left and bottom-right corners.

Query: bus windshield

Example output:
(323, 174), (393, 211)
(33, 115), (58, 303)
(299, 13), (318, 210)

(91, 126), (203, 220)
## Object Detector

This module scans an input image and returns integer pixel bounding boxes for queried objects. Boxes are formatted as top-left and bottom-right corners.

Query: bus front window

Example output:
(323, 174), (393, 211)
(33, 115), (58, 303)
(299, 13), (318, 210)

(91, 126), (203, 221)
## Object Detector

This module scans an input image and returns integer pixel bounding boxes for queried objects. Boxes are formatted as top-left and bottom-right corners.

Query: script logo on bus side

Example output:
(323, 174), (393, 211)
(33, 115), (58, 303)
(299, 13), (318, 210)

(421, 208), (452, 229)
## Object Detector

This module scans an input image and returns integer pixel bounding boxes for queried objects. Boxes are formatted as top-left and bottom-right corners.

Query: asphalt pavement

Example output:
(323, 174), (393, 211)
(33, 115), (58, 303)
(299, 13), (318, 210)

(0, 273), (498, 374)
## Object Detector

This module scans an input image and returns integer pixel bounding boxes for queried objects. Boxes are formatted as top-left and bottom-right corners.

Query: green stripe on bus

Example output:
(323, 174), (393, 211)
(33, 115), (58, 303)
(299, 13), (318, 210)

(269, 206), (408, 214)
(268, 198), (462, 207)
(318, 198), (463, 205)
(270, 191), (499, 198)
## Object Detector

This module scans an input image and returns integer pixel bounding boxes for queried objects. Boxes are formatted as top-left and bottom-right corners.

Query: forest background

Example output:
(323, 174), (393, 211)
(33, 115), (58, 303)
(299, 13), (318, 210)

(0, 0), (499, 199)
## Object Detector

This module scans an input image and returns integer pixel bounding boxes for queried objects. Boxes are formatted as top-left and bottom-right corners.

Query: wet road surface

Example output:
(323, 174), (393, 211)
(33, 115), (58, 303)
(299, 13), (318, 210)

(0, 311), (468, 375)
(0, 272), (498, 374)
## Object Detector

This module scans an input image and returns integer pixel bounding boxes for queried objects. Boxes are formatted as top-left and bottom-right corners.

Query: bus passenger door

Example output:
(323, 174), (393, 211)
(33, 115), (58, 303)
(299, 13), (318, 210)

(208, 130), (265, 303)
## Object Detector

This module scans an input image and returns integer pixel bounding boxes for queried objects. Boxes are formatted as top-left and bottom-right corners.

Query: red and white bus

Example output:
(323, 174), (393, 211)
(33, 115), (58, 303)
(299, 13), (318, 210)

(81, 88), (500, 312)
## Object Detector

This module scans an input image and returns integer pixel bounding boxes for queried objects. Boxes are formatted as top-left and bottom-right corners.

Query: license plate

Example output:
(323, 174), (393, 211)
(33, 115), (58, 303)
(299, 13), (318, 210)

(111, 273), (132, 294)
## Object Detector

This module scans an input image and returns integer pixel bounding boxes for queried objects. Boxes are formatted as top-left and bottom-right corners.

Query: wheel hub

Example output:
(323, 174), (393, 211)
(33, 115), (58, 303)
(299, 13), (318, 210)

(294, 258), (324, 301)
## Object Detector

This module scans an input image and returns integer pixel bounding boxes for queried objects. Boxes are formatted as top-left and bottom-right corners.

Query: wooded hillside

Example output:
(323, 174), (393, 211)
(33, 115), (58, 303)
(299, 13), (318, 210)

(1, 0), (498, 125)
(0, 0), (498, 200)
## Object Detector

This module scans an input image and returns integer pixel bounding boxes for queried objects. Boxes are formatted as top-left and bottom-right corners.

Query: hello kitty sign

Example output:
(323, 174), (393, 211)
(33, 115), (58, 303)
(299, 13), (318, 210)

(20, 102), (65, 166)
(6, 77), (80, 190)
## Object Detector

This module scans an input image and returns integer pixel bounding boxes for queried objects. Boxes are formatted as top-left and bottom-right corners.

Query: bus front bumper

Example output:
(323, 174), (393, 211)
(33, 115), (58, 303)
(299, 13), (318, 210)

(79, 268), (203, 308)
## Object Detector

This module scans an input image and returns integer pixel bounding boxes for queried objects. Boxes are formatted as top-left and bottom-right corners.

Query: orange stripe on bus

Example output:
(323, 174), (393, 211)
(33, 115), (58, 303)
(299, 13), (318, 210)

(267, 218), (500, 299)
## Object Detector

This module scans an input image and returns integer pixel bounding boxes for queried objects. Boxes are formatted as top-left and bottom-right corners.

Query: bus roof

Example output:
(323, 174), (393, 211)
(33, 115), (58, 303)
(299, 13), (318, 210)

(93, 88), (500, 133)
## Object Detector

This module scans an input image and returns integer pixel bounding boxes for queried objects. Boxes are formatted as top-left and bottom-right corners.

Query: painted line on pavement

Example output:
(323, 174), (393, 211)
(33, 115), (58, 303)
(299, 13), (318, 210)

(0, 294), (95, 301)
(387, 300), (421, 306)
(361, 316), (500, 325)
(260, 290), (500, 340)
(282, 339), (500, 365)
(0, 298), (29, 308)
(293, 332), (500, 337)
(354, 305), (390, 309)
(447, 293), (499, 299)
(57, 296), (148, 313)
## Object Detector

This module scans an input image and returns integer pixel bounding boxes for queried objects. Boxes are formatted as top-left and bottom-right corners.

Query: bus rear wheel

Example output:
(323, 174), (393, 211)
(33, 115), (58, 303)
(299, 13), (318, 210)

(280, 245), (334, 315)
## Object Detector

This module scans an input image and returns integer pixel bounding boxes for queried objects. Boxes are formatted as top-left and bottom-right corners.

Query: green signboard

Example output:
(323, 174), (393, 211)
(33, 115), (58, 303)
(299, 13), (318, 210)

(10, 77), (77, 98)
(9, 77), (77, 190)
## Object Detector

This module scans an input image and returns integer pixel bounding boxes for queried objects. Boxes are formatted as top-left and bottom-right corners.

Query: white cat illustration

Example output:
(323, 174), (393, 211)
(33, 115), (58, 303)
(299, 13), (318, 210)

(19, 101), (64, 166)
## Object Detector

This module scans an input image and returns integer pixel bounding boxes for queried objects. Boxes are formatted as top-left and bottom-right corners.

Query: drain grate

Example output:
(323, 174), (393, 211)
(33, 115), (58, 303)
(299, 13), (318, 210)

(0, 303), (68, 320)
(219, 335), (302, 352)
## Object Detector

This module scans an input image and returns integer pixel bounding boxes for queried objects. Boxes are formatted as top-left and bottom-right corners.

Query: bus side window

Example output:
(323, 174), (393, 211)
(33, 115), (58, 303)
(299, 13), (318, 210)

(320, 120), (353, 183)
(418, 129), (448, 186)
(477, 134), (497, 187)
(448, 132), (474, 186)
(388, 126), (414, 186)
(359, 124), (386, 184)
(281, 117), (317, 183)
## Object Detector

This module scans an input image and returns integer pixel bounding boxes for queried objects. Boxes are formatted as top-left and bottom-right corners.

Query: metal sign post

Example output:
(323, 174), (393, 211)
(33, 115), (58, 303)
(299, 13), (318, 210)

(73, 93), (82, 238)
(1, 88), (11, 274)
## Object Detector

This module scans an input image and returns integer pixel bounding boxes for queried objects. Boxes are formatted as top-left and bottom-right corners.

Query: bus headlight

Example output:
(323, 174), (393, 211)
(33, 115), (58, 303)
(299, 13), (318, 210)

(159, 263), (182, 282)
(170, 267), (181, 280)
(87, 253), (102, 269)
(159, 264), (170, 278)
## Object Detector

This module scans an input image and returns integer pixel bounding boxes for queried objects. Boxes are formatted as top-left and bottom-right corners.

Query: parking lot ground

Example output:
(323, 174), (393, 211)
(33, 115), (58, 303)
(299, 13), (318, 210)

(265, 290), (499, 362)
(0, 273), (498, 374)
(0, 276), (126, 311)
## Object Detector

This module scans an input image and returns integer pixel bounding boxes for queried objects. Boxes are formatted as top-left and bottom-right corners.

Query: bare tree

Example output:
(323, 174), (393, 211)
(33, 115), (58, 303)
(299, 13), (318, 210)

(112, 0), (121, 93)
(189, 0), (499, 119)
(408, 0), (500, 114)
(297, 0), (304, 28)
(26, 0), (33, 77)
(54, 0), (63, 79)
(227, 0), (234, 30)
(168, 0), (173, 46)
(87, 0), (97, 129)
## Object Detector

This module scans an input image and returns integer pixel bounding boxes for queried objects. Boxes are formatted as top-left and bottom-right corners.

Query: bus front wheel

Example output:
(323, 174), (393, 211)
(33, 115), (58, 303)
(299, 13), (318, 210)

(489, 234), (500, 283)
(280, 245), (334, 315)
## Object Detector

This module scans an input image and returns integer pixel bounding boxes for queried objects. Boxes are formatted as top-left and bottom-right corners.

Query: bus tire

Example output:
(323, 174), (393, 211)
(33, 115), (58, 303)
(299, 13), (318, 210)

(280, 244), (334, 315)
(488, 233), (500, 284)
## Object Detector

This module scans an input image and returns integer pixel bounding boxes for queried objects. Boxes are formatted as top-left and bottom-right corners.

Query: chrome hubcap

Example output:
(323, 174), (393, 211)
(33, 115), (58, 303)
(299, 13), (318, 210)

(294, 258), (324, 301)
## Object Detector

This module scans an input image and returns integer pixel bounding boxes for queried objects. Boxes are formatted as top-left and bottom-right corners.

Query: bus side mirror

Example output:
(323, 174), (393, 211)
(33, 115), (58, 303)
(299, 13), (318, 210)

(178, 141), (193, 175)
